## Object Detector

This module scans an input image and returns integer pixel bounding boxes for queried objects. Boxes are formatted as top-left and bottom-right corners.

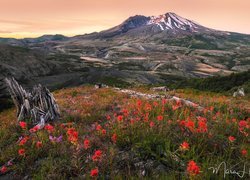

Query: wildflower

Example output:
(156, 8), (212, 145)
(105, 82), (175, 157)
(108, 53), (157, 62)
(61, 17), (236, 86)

(179, 120), (186, 127)
(45, 124), (54, 133)
(92, 150), (102, 161)
(106, 115), (111, 120)
(49, 135), (63, 143)
(197, 121), (208, 133)
(137, 99), (142, 107)
(241, 149), (248, 157)
(239, 120), (249, 132)
(149, 121), (155, 128)
(19, 136), (29, 146)
(187, 160), (200, 176)
(186, 120), (195, 132)
(197, 116), (207, 122)
(29, 125), (40, 133)
(145, 103), (152, 111)
(36, 141), (42, 149)
(7, 160), (13, 166)
(19, 121), (27, 129)
(162, 99), (167, 105)
(83, 139), (90, 149)
(209, 106), (214, 111)
(67, 128), (78, 144)
(68, 131), (78, 144)
(180, 141), (190, 151)
(90, 168), (99, 177)
(153, 101), (158, 107)
(0, 166), (7, 174)
(117, 115), (123, 122)
(96, 125), (102, 131)
(67, 128), (76, 136)
(228, 136), (236, 142)
(101, 129), (106, 135)
(122, 109), (129, 116)
(172, 105), (179, 111)
(111, 133), (117, 143)
(157, 115), (163, 121)
(18, 148), (26, 156)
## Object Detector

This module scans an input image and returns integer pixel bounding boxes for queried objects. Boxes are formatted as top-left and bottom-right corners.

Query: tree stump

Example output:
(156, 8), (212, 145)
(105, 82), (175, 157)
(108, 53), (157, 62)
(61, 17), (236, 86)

(4, 78), (60, 127)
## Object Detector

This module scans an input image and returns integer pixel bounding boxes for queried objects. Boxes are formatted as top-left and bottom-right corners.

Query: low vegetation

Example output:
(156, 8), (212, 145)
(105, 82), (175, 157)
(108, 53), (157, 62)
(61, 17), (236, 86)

(0, 86), (249, 179)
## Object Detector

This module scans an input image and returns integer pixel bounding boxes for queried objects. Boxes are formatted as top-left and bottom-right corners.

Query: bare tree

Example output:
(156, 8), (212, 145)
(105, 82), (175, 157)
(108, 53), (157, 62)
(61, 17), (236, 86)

(4, 78), (60, 127)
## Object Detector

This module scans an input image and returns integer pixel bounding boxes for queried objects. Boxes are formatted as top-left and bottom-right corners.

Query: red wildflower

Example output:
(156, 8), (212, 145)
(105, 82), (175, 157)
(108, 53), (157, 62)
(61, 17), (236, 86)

(179, 120), (186, 127)
(18, 148), (25, 156)
(145, 103), (152, 111)
(186, 120), (195, 132)
(106, 115), (111, 120)
(180, 141), (190, 151)
(157, 115), (163, 121)
(29, 125), (40, 133)
(90, 168), (99, 177)
(162, 99), (167, 105)
(122, 109), (129, 116)
(117, 115), (123, 122)
(45, 124), (54, 133)
(36, 141), (42, 149)
(19, 136), (29, 146)
(101, 129), (106, 135)
(197, 121), (208, 133)
(149, 121), (155, 128)
(197, 116), (207, 122)
(137, 99), (142, 107)
(68, 131), (78, 144)
(92, 150), (102, 161)
(67, 128), (78, 144)
(111, 133), (117, 143)
(187, 160), (200, 176)
(241, 149), (248, 157)
(19, 121), (27, 129)
(0, 166), (7, 174)
(83, 139), (90, 149)
(67, 128), (76, 136)
(172, 105), (179, 111)
(153, 101), (158, 107)
(96, 125), (102, 131)
(239, 120), (249, 131)
(228, 136), (236, 142)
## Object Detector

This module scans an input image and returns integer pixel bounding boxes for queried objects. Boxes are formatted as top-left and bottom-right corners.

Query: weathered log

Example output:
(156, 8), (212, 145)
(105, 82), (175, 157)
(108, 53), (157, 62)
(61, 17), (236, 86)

(4, 77), (60, 125)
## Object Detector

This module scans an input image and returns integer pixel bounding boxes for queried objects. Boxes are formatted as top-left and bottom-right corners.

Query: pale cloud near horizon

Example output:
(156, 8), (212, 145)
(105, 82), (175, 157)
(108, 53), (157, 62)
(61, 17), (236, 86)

(0, 0), (249, 38)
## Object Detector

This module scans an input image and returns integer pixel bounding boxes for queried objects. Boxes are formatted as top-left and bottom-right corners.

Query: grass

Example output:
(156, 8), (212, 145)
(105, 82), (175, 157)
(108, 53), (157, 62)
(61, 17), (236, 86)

(0, 86), (249, 179)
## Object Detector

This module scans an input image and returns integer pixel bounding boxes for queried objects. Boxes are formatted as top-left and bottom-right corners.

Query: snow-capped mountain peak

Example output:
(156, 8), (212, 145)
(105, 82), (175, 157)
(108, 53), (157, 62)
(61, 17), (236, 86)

(96, 12), (214, 39)
(147, 12), (201, 32)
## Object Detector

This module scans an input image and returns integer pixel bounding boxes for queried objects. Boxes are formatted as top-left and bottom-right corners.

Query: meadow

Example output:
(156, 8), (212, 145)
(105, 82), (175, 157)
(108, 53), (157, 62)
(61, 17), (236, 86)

(0, 86), (249, 179)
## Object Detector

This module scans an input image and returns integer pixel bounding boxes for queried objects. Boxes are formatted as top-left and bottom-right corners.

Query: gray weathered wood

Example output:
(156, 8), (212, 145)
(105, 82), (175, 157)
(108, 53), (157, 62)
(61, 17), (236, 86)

(4, 77), (60, 125)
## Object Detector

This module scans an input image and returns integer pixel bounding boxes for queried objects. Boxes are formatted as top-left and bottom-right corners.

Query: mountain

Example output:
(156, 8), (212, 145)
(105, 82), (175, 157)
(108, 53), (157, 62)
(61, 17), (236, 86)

(85, 12), (226, 39)
(0, 12), (250, 105)
(0, 34), (68, 48)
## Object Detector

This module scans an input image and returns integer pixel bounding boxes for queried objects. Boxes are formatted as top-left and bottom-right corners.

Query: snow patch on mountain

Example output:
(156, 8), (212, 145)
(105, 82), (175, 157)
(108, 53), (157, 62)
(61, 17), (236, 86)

(147, 12), (201, 32)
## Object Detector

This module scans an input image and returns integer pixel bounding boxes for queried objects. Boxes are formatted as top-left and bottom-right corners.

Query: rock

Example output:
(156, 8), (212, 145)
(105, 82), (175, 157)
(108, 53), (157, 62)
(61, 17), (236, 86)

(233, 87), (245, 97)
(94, 83), (108, 89)
(151, 86), (169, 92)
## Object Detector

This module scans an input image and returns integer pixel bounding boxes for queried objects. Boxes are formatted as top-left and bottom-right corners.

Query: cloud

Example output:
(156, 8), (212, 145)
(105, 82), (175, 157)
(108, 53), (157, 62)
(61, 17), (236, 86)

(0, 30), (12, 33)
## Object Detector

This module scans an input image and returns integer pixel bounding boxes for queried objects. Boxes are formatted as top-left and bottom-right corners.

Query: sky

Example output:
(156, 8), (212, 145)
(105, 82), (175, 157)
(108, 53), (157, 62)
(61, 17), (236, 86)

(0, 0), (249, 38)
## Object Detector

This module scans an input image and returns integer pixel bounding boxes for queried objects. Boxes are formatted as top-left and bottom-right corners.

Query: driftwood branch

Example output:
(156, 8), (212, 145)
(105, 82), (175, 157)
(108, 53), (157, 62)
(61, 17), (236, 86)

(4, 78), (60, 125)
